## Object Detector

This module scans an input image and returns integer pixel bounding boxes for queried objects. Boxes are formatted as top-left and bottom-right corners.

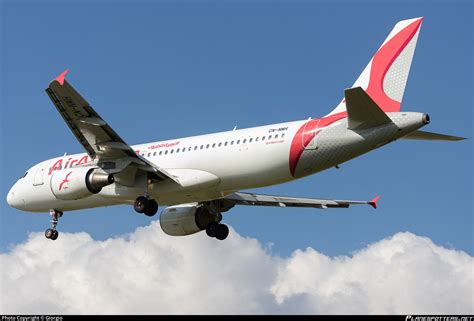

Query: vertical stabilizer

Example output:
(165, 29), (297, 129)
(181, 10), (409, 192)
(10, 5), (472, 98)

(327, 17), (423, 116)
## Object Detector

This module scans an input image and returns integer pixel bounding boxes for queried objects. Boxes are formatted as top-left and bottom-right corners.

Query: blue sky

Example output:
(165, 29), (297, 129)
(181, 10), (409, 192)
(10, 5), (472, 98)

(1, 0), (472, 257)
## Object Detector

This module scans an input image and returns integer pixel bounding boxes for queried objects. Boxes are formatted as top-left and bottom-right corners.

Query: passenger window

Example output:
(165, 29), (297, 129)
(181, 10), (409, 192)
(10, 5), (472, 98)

(194, 146), (198, 151)
(200, 145), (204, 150)
(176, 148), (180, 153)
(230, 141), (234, 145)
(237, 140), (240, 144)
(206, 144), (210, 149)
(243, 139), (247, 143)
(147, 153), (151, 157)
(262, 136), (266, 141)
(249, 138), (253, 143)
(224, 142), (228, 146)
(159, 151), (163, 155)
(165, 150), (168, 155)
(153, 152), (156, 156)
(188, 147), (192, 151)
(212, 143), (216, 148)
(218, 142), (222, 147)
(268, 135), (272, 140)
(275, 134), (279, 139)
(256, 137), (259, 142)
(282, 133), (285, 138)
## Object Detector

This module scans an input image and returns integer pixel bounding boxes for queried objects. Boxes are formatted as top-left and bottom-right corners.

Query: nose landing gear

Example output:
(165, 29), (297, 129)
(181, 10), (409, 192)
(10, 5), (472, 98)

(45, 209), (62, 240)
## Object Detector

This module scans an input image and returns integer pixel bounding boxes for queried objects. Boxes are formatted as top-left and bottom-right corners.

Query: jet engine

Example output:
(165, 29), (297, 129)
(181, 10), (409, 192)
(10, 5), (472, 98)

(160, 204), (215, 236)
(50, 167), (114, 200)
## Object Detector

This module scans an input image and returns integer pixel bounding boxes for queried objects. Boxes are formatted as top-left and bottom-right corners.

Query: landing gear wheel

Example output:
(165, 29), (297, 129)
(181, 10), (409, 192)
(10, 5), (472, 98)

(45, 229), (54, 239)
(206, 222), (219, 238)
(215, 224), (229, 240)
(144, 199), (159, 217)
(51, 230), (59, 240)
(134, 196), (148, 213)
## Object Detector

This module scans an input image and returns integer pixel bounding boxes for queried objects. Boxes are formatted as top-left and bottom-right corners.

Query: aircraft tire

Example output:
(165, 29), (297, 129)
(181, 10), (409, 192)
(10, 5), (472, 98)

(45, 229), (53, 239)
(215, 224), (229, 241)
(50, 230), (59, 240)
(134, 196), (148, 213)
(144, 199), (159, 217)
(206, 222), (219, 238)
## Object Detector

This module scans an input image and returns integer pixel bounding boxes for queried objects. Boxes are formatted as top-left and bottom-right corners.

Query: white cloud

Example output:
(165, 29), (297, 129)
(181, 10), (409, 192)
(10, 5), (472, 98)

(1, 221), (472, 314)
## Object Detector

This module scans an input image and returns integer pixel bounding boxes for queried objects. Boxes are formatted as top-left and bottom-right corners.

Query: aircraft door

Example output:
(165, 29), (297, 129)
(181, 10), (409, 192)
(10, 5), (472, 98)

(33, 166), (45, 186)
(302, 119), (320, 150)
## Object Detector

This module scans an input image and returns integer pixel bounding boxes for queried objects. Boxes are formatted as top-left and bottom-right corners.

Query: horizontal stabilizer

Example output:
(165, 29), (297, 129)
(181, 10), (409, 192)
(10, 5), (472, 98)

(402, 130), (466, 141)
(345, 87), (393, 130)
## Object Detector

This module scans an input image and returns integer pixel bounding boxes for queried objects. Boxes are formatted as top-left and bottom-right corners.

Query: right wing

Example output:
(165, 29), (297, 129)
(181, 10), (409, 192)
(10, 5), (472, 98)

(223, 192), (380, 209)
(45, 69), (179, 184)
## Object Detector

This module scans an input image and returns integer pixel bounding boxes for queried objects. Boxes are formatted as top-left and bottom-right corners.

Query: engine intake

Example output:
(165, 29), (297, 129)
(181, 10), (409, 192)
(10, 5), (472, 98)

(50, 167), (114, 200)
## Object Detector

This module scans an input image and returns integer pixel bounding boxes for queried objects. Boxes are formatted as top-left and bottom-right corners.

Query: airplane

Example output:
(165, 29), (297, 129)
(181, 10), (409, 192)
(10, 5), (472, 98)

(6, 17), (465, 241)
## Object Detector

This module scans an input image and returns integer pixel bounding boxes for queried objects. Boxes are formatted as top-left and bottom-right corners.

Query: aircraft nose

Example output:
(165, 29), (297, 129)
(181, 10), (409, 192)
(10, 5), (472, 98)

(6, 183), (24, 209)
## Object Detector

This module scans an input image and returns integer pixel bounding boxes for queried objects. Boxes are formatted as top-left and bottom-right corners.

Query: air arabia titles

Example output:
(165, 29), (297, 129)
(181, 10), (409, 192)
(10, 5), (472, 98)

(147, 141), (180, 150)
(48, 155), (89, 175)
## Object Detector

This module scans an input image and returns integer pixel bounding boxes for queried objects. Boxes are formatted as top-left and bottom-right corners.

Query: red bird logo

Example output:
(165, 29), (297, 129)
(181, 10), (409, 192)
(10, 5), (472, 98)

(59, 171), (72, 191)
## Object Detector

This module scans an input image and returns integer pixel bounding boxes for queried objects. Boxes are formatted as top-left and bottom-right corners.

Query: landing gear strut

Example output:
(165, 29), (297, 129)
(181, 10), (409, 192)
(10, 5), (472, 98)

(134, 196), (159, 217)
(45, 209), (62, 240)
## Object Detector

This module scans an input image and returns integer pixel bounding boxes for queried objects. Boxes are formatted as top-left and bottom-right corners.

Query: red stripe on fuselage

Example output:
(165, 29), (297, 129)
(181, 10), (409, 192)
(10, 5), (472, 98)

(289, 112), (347, 177)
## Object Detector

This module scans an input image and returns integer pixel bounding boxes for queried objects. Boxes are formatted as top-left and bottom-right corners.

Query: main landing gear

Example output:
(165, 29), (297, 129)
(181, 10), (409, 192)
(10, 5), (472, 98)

(205, 222), (229, 240)
(198, 203), (230, 241)
(134, 196), (159, 217)
(45, 209), (62, 240)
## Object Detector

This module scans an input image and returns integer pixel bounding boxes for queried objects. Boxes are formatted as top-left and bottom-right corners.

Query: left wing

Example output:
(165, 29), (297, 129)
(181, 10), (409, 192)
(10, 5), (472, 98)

(45, 69), (178, 183)
(223, 192), (380, 209)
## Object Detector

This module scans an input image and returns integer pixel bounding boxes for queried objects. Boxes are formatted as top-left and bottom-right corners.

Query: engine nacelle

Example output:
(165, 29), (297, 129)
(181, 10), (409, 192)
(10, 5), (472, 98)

(160, 204), (215, 236)
(50, 167), (115, 200)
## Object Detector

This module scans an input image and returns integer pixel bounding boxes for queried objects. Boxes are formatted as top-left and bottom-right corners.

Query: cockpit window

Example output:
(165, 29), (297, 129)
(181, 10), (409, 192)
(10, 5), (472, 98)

(21, 172), (28, 178)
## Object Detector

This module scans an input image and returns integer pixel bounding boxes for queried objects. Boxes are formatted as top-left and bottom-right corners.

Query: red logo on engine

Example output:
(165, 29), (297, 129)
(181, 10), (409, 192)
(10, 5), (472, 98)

(59, 171), (72, 191)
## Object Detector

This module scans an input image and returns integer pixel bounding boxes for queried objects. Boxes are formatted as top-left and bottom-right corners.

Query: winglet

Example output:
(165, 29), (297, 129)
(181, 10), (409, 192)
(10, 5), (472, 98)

(368, 195), (380, 209)
(54, 68), (69, 86)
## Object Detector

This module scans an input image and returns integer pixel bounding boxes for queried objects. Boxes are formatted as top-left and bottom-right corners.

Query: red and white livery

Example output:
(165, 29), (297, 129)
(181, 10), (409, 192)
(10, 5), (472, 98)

(7, 18), (464, 241)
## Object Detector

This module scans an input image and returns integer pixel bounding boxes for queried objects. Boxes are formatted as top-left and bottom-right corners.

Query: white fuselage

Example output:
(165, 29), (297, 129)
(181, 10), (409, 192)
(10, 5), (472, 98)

(7, 111), (426, 213)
